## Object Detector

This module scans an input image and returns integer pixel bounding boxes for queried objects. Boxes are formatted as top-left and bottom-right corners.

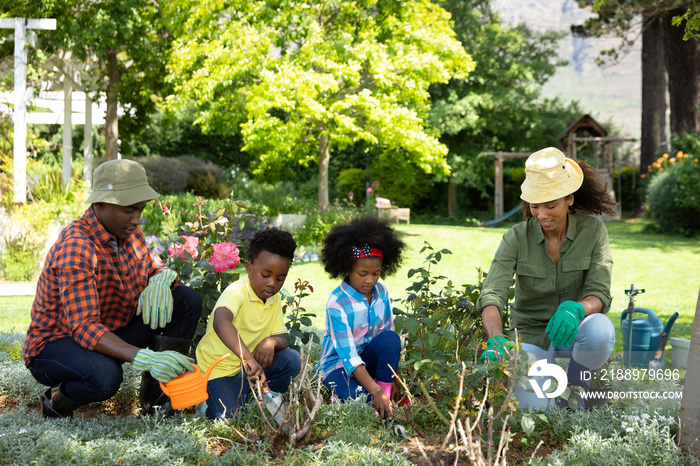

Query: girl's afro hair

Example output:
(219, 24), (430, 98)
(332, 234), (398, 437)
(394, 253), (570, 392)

(246, 227), (297, 262)
(321, 215), (405, 279)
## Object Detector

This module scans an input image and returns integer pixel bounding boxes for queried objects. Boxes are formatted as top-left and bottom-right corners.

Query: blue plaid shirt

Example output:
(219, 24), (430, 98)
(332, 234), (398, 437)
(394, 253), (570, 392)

(319, 278), (394, 379)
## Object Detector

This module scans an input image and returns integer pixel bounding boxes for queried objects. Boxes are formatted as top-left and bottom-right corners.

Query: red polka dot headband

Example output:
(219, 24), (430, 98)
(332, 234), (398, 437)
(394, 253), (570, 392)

(351, 243), (383, 260)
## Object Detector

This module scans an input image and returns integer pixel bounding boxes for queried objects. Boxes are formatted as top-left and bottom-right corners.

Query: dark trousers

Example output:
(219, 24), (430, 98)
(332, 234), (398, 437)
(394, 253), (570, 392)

(27, 285), (201, 405)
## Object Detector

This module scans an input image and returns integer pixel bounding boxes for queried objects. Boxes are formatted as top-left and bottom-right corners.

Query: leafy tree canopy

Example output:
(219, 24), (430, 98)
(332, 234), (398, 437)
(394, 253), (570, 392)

(166, 0), (474, 206)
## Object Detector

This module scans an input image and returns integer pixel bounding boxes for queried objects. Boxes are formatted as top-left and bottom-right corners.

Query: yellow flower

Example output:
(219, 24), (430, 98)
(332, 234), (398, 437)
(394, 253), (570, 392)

(659, 167), (664, 171)
(677, 151), (683, 158)
(640, 173), (647, 179)
(670, 158), (676, 163)
(695, 158), (699, 163)
(663, 153), (669, 159)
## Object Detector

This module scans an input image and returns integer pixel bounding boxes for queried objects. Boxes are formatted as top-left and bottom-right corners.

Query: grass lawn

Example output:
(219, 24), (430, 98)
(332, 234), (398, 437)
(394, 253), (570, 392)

(3, 218), (699, 362)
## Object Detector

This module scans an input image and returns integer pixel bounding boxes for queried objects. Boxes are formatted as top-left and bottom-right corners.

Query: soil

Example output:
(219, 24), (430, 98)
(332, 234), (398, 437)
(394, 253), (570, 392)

(0, 395), (562, 465)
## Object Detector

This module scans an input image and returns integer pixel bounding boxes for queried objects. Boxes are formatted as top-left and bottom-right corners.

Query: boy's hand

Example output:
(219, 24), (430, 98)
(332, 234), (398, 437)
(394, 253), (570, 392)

(252, 337), (277, 368)
(243, 359), (267, 387)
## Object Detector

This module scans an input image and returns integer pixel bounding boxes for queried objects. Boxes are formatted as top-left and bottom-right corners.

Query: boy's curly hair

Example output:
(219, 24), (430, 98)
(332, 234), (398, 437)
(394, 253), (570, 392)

(522, 159), (618, 217)
(321, 215), (405, 279)
(246, 227), (297, 262)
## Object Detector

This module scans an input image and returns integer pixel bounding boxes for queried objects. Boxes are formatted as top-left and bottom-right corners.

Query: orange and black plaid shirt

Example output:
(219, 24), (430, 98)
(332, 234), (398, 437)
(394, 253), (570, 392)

(23, 207), (166, 366)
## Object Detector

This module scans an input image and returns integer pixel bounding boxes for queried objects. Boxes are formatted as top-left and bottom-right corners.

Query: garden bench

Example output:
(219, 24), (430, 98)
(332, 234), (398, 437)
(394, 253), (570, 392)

(375, 196), (410, 224)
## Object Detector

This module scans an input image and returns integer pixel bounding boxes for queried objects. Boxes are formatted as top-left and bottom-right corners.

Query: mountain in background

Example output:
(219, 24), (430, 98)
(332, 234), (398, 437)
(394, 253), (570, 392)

(491, 0), (642, 141)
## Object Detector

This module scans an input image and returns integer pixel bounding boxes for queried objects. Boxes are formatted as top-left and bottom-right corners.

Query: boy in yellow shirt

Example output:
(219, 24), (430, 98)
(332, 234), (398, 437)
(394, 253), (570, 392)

(196, 228), (300, 420)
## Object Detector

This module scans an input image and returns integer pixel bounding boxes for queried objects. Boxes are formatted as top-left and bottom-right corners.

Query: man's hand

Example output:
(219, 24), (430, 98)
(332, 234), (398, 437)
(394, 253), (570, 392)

(132, 348), (195, 383)
(137, 269), (178, 329)
(480, 335), (513, 364)
(252, 338), (277, 368)
(546, 301), (585, 348)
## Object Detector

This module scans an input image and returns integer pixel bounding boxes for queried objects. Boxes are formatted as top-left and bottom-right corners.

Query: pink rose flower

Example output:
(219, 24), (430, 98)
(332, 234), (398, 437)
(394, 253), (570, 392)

(168, 235), (199, 260)
(209, 242), (241, 272)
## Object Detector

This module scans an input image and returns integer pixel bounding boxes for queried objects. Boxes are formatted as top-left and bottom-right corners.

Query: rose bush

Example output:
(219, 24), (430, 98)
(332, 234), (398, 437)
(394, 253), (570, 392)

(152, 195), (268, 340)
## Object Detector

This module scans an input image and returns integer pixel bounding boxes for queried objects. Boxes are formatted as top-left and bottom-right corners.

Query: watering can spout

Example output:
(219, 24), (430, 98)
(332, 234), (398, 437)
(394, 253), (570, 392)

(662, 312), (679, 335)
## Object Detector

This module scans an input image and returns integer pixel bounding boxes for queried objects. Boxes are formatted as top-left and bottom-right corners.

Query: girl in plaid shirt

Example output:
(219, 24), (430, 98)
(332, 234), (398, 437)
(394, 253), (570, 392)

(318, 215), (406, 420)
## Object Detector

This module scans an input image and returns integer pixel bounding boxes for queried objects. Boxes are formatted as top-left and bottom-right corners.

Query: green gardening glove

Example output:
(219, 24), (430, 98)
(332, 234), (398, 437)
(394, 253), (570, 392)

(545, 301), (585, 348)
(480, 335), (514, 364)
(137, 269), (178, 330)
(132, 348), (196, 383)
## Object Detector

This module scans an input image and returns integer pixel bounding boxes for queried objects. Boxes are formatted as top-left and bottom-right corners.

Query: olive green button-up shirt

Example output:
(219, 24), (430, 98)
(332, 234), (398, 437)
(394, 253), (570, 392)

(476, 213), (613, 349)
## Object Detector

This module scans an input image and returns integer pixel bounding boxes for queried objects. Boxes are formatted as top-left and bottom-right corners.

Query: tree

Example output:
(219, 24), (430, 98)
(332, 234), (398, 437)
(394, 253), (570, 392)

(585, 0), (699, 171)
(1, 0), (173, 161)
(429, 0), (578, 213)
(680, 289), (700, 459)
(166, 0), (473, 210)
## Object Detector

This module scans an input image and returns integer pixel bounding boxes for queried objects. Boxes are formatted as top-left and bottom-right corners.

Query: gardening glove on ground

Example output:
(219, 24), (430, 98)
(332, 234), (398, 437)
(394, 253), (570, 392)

(480, 335), (514, 364)
(132, 348), (196, 384)
(546, 301), (585, 348)
(137, 269), (178, 329)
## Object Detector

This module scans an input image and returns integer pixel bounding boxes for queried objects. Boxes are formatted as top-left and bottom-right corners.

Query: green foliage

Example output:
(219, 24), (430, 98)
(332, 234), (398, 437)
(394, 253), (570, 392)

(280, 279), (321, 351)
(613, 165), (644, 214)
(293, 201), (362, 248)
(646, 153), (700, 236)
(429, 1), (579, 204)
(0, 235), (41, 282)
(168, 0), (473, 209)
(337, 168), (366, 206)
(393, 242), (509, 416)
(152, 196), (268, 341)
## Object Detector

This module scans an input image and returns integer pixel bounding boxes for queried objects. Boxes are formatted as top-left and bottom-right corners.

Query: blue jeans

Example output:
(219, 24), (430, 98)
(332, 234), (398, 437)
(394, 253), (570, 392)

(205, 348), (301, 420)
(28, 285), (201, 405)
(322, 329), (401, 402)
(516, 313), (615, 409)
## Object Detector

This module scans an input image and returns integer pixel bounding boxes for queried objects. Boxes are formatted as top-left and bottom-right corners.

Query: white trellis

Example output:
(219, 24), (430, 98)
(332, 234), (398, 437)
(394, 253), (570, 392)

(0, 17), (110, 203)
(0, 17), (56, 203)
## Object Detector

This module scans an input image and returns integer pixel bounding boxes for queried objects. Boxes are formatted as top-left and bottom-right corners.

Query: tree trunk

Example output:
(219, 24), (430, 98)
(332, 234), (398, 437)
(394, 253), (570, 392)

(641, 14), (666, 173)
(447, 178), (457, 215)
(679, 288), (700, 459)
(664, 8), (699, 136)
(318, 134), (330, 211)
(104, 48), (121, 161)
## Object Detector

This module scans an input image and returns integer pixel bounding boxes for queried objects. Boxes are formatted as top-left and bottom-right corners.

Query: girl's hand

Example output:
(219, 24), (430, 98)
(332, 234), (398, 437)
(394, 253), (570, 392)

(243, 359), (267, 387)
(372, 390), (393, 420)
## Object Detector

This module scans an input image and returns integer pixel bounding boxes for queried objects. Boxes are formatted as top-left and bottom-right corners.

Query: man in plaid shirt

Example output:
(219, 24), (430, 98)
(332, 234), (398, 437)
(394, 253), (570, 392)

(23, 159), (201, 419)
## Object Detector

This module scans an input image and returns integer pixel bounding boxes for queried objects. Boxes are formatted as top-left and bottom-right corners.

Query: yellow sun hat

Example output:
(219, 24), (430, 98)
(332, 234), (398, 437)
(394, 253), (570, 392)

(520, 147), (583, 204)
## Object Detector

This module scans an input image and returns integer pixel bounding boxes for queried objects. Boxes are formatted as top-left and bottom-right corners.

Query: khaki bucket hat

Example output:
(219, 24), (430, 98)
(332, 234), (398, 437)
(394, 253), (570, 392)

(85, 159), (160, 206)
(520, 147), (583, 204)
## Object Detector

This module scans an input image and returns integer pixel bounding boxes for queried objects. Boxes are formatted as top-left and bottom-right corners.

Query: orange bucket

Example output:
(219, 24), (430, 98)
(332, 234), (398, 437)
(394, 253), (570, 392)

(159, 353), (231, 410)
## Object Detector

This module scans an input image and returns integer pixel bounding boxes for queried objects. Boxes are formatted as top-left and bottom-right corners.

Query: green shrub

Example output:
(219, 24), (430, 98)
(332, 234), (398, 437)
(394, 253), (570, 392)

(181, 155), (229, 199)
(337, 168), (367, 205)
(0, 235), (41, 281)
(613, 164), (644, 214)
(133, 155), (190, 194)
(293, 200), (361, 248)
(646, 154), (700, 236)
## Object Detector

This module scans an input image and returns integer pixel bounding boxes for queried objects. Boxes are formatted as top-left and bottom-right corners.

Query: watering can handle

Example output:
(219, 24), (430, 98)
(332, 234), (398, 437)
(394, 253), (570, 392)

(203, 353), (232, 380)
(620, 307), (653, 321)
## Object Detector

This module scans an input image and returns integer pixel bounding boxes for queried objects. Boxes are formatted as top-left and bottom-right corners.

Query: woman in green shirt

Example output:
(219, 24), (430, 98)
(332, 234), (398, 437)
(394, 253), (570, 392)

(476, 147), (618, 409)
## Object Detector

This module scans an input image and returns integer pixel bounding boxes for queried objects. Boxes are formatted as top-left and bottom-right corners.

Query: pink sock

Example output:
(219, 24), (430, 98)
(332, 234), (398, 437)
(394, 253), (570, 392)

(377, 380), (392, 398)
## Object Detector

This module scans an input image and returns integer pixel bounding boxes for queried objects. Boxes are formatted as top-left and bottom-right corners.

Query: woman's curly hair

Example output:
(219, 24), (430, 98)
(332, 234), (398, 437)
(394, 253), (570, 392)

(247, 227), (297, 262)
(321, 215), (406, 279)
(522, 159), (618, 217)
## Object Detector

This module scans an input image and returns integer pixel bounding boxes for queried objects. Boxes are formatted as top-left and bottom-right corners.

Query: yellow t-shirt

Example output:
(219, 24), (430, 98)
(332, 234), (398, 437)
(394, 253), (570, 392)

(195, 276), (287, 381)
